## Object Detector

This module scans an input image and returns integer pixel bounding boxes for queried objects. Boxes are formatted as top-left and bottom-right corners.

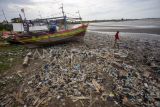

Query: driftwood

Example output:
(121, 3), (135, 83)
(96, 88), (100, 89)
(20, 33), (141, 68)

(23, 52), (32, 66)
(92, 79), (104, 93)
(23, 56), (29, 66)
(70, 96), (90, 102)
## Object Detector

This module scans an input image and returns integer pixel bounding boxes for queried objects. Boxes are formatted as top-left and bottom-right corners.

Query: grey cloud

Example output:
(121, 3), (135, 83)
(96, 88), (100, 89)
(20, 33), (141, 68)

(0, 0), (160, 21)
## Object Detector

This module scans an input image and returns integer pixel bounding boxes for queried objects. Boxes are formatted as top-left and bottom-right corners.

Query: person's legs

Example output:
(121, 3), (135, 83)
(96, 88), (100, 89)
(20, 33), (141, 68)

(114, 40), (120, 49)
(117, 41), (119, 49)
(114, 40), (117, 48)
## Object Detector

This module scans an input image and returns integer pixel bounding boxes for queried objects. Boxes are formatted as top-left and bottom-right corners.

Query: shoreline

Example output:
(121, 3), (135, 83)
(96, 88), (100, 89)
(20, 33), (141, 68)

(88, 28), (160, 35)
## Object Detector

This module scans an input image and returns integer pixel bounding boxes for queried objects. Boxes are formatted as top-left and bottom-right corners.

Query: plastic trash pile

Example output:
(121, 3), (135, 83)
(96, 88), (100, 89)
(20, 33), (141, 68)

(0, 32), (160, 107)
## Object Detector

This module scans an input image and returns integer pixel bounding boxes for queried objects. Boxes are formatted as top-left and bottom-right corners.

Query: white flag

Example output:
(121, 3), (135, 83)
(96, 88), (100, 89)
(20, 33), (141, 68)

(21, 8), (24, 13)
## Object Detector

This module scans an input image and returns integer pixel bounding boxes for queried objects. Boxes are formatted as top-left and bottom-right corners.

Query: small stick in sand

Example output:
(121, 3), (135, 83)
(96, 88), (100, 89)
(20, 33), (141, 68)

(23, 52), (32, 66)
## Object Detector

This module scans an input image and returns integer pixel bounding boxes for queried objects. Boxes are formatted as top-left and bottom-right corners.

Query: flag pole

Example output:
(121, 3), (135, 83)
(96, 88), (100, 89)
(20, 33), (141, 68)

(76, 10), (82, 24)
(60, 3), (67, 30)
(21, 9), (26, 20)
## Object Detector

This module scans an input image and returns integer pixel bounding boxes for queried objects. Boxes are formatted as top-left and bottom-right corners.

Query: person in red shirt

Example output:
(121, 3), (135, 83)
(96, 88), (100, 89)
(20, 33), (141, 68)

(114, 31), (120, 48)
(115, 31), (120, 40)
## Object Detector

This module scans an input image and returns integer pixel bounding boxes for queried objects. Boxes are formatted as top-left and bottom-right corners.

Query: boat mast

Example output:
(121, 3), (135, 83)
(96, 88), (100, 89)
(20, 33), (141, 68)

(21, 9), (30, 33)
(39, 11), (43, 19)
(60, 3), (65, 18)
(19, 14), (29, 33)
(2, 9), (8, 23)
(19, 14), (24, 32)
(60, 3), (67, 30)
(2, 9), (13, 34)
(77, 10), (82, 24)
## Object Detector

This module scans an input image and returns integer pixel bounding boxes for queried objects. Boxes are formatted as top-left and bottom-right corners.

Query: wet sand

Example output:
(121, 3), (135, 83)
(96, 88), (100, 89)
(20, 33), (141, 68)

(88, 28), (160, 35)
(88, 19), (160, 35)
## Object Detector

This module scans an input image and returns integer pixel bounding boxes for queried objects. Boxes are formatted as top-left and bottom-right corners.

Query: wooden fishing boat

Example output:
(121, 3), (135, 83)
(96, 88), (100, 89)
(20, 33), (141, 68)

(3, 7), (88, 46)
(6, 24), (88, 46)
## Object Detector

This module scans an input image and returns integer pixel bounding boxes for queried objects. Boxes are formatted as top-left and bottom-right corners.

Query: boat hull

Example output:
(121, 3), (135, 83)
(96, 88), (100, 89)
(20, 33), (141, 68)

(16, 24), (88, 46)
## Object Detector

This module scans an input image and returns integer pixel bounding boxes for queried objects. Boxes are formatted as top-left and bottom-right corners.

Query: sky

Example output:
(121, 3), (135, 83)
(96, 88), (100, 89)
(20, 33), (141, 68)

(0, 0), (160, 21)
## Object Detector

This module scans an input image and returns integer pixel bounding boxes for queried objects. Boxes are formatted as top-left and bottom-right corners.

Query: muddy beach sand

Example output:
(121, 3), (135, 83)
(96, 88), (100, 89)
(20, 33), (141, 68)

(88, 19), (160, 35)
(88, 28), (160, 35)
(0, 31), (160, 107)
